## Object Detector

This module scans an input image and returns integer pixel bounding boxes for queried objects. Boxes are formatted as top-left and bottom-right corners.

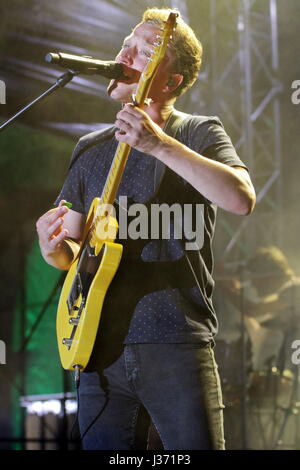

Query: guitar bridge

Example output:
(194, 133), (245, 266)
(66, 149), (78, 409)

(62, 338), (73, 347)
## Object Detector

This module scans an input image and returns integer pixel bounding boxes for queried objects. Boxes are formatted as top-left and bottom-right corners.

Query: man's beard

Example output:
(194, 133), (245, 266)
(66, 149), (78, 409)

(107, 80), (136, 104)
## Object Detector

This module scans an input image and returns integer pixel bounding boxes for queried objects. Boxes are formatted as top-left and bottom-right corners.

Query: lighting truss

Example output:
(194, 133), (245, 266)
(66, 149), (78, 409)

(181, 0), (283, 266)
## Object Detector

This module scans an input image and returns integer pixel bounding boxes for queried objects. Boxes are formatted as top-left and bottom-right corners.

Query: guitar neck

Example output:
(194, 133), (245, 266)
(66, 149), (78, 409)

(97, 12), (177, 210)
(100, 77), (152, 207)
(100, 141), (131, 206)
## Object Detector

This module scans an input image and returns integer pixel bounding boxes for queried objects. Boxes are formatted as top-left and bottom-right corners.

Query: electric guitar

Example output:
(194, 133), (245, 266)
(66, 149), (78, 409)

(56, 12), (178, 371)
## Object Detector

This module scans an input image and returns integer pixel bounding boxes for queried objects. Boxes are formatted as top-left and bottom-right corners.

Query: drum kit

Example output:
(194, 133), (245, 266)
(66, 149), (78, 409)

(215, 337), (299, 449)
(213, 267), (300, 449)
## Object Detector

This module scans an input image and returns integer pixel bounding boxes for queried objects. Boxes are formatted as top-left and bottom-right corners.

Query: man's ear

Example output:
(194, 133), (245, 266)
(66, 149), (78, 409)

(164, 74), (184, 93)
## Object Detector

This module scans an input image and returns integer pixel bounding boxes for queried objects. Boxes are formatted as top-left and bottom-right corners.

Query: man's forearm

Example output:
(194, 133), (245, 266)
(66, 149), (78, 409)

(153, 135), (256, 216)
(114, 104), (256, 216)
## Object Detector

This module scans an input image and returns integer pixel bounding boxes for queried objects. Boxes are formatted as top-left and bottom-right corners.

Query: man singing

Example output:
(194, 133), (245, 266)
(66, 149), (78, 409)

(36, 7), (256, 450)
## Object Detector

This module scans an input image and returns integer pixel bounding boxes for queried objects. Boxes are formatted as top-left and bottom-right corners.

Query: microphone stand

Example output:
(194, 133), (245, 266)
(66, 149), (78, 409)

(0, 70), (79, 132)
(0, 69), (77, 448)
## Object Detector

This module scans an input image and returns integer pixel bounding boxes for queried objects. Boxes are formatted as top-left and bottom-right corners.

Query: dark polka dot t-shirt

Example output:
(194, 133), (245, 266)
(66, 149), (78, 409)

(55, 113), (247, 346)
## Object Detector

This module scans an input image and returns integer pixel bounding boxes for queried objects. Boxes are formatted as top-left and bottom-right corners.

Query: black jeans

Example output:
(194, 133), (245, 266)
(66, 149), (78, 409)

(78, 343), (225, 450)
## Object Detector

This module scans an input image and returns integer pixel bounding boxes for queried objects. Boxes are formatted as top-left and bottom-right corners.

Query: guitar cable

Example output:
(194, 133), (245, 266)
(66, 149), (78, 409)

(69, 366), (110, 448)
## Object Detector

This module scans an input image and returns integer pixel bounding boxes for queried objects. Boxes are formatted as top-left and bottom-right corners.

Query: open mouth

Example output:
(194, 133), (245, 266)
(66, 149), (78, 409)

(118, 64), (141, 83)
(107, 67), (140, 97)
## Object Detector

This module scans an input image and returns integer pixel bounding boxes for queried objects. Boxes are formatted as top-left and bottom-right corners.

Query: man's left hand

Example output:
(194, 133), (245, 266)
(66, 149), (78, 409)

(115, 103), (165, 155)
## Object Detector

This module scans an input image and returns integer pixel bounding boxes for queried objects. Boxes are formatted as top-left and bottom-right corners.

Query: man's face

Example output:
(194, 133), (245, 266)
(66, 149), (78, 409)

(107, 22), (175, 103)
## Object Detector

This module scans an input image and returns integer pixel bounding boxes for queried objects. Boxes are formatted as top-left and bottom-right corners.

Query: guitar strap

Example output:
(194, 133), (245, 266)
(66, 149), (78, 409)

(153, 108), (189, 191)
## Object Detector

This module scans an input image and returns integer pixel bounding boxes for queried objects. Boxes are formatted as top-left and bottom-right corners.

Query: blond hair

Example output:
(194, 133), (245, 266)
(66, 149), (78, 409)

(141, 8), (202, 97)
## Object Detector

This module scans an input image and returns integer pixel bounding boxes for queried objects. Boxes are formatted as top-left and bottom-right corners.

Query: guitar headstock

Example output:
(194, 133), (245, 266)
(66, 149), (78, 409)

(142, 12), (178, 80)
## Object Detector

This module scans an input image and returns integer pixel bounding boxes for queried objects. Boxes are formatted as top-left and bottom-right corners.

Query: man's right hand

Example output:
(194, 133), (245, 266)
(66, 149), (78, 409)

(36, 200), (70, 259)
(36, 200), (84, 270)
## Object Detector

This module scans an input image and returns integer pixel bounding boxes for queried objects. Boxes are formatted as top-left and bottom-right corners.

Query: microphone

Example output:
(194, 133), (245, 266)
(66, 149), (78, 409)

(45, 52), (134, 80)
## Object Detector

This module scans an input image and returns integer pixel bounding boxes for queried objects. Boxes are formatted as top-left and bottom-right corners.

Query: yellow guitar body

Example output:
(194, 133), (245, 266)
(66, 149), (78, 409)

(56, 198), (123, 370)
